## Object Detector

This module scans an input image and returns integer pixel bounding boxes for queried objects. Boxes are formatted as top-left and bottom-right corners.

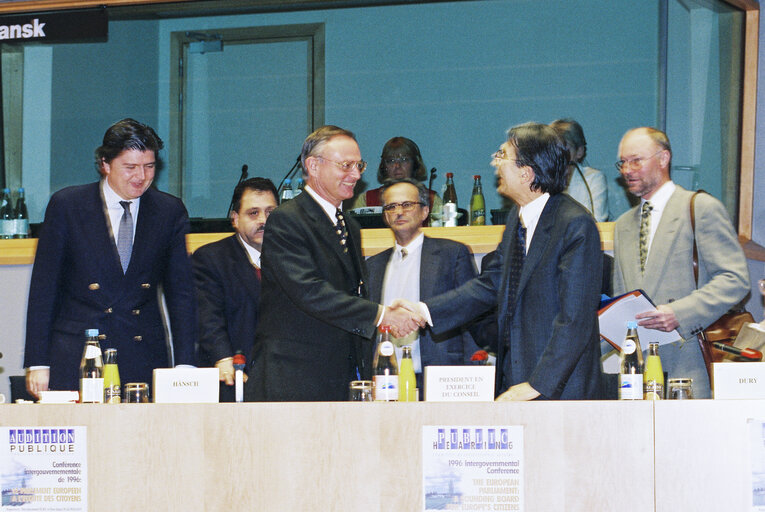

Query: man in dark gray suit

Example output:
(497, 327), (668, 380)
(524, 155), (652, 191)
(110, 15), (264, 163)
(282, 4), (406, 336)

(247, 125), (423, 401)
(396, 122), (603, 400)
(366, 178), (480, 389)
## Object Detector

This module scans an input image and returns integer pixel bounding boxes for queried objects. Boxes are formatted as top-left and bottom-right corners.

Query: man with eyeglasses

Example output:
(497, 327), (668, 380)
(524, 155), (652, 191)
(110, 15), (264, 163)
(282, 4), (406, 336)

(246, 125), (424, 401)
(366, 178), (480, 391)
(395, 122), (603, 400)
(612, 127), (750, 398)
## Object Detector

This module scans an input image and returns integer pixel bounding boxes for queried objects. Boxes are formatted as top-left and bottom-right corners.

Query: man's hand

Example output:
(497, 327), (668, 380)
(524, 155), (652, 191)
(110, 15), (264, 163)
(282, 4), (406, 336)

(495, 381), (540, 401)
(215, 357), (247, 386)
(26, 368), (50, 399)
(382, 306), (425, 338)
(391, 298), (421, 315)
(635, 304), (679, 332)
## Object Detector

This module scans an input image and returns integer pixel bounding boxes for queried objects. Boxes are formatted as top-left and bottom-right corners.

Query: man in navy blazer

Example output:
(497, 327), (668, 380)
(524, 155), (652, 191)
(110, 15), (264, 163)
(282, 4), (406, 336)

(192, 177), (277, 402)
(24, 118), (196, 397)
(396, 122), (603, 400)
(366, 179), (480, 389)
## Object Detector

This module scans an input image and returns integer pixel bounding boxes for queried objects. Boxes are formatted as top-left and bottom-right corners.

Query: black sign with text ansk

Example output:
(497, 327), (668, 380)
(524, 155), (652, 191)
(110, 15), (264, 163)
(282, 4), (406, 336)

(0, 8), (107, 44)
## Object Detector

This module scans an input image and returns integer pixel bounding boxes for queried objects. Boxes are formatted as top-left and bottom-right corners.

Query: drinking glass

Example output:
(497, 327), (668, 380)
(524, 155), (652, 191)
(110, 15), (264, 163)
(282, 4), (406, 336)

(348, 380), (373, 401)
(123, 383), (150, 403)
(668, 378), (693, 399)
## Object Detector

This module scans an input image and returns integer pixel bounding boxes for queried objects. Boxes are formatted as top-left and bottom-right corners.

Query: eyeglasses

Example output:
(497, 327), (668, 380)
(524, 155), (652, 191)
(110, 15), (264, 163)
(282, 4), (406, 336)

(382, 201), (425, 213)
(316, 156), (367, 174)
(615, 150), (664, 171)
(492, 150), (523, 167)
(384, 156), (412, 166)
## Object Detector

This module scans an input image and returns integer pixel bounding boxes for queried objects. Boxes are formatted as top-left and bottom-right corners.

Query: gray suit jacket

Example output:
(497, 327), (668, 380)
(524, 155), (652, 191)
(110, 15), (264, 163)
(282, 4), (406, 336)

(366, 235), (479, 371)
(612, 185), (750, 341)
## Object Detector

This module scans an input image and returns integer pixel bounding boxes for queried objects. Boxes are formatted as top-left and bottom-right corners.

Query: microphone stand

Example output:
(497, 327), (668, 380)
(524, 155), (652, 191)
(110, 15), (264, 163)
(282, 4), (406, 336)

(276, 155), (303, 198)
(226, 164), (248, 218)
(427, 167), (437, 227)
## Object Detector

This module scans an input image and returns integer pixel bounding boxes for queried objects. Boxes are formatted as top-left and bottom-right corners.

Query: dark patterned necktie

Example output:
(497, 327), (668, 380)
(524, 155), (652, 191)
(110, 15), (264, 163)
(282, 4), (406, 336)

(508, 216), (526, 308)
(639, 201), (653, 273)
(335, 209), (349, 253)
(401, 248), (408, 260)
(117, 200), (133, 273)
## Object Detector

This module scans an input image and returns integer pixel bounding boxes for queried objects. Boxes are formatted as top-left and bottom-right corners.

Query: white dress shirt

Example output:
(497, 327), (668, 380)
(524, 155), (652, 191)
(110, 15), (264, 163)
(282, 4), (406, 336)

(641, 180), (676, 256)
(381, 232), (424, 372)
(238, 234), (262, 268)
(102, 178), (140, 242)
(518, 192), (550, 252)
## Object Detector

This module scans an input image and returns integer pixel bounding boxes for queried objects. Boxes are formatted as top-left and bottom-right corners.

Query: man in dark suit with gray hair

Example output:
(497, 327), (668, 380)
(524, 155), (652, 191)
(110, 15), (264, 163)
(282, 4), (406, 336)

(247, 125), (424, 401)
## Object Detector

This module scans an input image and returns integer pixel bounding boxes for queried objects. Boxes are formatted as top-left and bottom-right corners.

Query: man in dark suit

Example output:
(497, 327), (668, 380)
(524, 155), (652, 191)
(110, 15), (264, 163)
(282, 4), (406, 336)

(247, 125), (423, 402)
(24, 118), (196, 397)
(396, 122), (602, 400)
(192, 177), (277, 402)
(366, 178), (479, 390)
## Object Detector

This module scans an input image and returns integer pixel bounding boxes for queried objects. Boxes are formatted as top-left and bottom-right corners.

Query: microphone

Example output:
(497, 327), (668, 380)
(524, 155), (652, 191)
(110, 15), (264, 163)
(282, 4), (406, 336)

(276, 155), (303, 197)
(712, 342), (763, 361)
(427, 167), (437, 226)
(233, 351), (246, 402)
(226, 164), (249, 218)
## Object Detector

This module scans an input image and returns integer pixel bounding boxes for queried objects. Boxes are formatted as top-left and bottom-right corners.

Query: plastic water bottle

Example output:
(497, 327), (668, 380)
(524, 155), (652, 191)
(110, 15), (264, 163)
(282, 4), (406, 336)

(279, 178), (294, 204)
(293, 177), (304, 196)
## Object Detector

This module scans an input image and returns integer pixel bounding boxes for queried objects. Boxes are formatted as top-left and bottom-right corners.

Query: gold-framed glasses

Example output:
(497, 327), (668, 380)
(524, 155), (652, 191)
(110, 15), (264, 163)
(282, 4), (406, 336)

(615, 150), (663, 171)
(316, 156), (367, 174)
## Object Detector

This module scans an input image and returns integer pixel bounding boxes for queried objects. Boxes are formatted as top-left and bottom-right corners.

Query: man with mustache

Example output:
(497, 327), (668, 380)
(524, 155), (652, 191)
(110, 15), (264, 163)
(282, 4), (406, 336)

(192, 177), (277, 402)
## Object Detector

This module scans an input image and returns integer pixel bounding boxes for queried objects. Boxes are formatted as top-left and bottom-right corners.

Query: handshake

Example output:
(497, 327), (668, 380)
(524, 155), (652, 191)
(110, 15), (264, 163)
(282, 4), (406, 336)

(381, 299), (429, 338)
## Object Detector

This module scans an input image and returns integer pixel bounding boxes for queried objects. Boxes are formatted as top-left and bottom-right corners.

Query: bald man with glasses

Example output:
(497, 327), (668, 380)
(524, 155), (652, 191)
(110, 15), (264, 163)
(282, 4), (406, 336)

(612, 127), (750, 398)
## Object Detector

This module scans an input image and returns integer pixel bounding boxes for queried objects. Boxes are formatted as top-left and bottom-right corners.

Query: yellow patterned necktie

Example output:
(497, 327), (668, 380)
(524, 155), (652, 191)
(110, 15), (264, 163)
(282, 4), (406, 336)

(639, 201), (653, 273)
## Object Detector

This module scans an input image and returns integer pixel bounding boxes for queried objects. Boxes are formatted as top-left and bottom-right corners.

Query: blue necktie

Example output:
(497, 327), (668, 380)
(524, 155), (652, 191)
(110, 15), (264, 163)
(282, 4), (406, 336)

(117, 201), (133, 273)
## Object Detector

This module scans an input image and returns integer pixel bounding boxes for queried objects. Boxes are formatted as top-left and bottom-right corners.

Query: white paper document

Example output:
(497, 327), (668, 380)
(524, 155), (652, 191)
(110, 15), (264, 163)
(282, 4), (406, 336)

(598, 290), (682, 349)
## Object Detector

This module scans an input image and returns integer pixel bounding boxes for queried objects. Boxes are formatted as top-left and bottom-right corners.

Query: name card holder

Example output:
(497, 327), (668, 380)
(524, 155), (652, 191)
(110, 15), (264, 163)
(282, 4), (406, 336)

(424, 366), (495, 402)
(152, 368), (219, 403)
(712, 362), (765, 399)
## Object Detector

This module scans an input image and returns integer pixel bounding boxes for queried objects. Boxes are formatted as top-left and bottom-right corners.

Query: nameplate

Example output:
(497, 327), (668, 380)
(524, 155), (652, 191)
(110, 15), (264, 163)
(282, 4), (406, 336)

(37, 390), (79, 404)
(424, 366), (495, 402)
(152, 368), (219, 403)
(712, 362), (765, 399)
